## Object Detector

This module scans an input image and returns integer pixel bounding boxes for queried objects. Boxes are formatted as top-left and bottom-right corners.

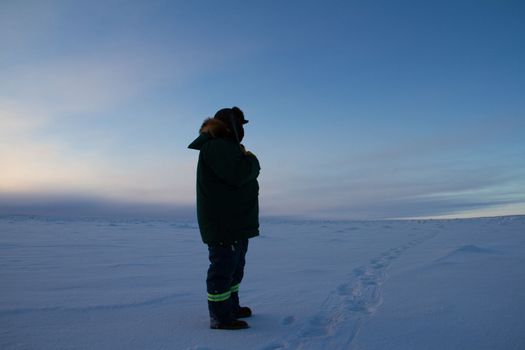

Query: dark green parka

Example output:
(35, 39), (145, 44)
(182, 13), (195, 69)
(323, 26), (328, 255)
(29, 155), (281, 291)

(188, 118), (260, 244)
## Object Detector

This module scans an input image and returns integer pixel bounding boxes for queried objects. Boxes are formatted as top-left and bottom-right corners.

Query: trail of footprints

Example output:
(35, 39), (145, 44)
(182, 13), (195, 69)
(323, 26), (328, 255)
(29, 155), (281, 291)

(261, 232), (436, 350)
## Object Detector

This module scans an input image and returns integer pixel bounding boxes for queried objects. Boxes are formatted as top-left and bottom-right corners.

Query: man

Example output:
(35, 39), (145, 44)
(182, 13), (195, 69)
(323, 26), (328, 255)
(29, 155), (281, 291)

(188, 106), (260, 330)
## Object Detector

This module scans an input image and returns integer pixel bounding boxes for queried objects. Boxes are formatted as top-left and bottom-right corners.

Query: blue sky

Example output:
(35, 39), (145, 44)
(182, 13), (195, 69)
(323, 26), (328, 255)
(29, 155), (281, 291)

(1, 0), (524, 219)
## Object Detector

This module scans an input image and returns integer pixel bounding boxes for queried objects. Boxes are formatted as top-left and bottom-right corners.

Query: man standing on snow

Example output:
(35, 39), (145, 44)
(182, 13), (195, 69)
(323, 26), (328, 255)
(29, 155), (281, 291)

(188, 107), (260, 330)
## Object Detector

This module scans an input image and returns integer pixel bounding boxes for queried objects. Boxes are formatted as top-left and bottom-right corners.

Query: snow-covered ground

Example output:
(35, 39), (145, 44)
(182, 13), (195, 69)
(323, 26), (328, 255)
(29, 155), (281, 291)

(1, 215), (524, 350)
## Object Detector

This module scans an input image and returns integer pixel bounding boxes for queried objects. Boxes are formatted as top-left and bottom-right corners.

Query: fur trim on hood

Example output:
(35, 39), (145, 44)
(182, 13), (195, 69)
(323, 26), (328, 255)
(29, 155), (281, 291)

(199, 118), (233, 139)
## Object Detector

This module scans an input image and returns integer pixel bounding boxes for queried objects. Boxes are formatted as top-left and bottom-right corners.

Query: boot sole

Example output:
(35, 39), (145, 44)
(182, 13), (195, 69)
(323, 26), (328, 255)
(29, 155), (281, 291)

(210, 324), (250, 330)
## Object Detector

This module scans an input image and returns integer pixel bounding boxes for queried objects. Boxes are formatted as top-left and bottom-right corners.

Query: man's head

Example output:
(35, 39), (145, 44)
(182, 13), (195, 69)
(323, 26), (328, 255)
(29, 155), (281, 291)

(214, 106), (248, 142)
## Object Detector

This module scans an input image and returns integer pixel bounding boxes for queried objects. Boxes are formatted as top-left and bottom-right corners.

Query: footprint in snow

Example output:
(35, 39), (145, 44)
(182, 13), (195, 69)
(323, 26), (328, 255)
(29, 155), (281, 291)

(258, 232), (438, 350)
(281, 315), (295, 325)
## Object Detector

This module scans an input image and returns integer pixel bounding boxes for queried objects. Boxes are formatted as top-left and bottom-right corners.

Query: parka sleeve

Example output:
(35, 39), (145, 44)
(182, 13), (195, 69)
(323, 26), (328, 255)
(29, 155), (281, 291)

(201, 140), (260, 187)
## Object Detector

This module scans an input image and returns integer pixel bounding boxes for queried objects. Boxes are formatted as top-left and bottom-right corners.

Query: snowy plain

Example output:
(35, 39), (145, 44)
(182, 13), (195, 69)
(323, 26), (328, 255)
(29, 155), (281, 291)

(1, 215), (524, 350)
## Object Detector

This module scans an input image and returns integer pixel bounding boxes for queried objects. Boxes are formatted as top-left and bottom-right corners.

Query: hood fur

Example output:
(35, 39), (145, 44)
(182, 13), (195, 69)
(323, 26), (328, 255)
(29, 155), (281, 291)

(199, 118), (234, 139)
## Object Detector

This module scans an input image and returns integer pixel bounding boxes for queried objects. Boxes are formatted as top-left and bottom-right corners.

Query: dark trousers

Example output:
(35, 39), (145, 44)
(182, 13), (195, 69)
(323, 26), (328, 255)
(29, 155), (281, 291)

(206, 239), (248, 323)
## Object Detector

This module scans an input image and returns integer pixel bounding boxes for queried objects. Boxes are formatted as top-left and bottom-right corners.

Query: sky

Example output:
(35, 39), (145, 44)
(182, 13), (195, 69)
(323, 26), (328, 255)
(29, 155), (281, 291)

(1, 0), (524, 220)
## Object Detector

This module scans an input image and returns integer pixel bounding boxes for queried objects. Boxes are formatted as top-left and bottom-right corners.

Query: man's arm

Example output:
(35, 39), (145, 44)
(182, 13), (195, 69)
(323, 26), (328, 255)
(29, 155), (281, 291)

(202, 140), (260, 187)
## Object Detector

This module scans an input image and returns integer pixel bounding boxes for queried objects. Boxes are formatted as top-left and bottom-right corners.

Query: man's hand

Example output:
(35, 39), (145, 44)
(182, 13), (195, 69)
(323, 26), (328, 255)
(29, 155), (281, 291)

(240, 144), (255, 157)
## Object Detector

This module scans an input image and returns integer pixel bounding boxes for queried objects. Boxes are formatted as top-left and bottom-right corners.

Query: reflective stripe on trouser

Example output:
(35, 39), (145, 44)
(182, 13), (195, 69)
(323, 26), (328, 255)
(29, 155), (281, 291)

(208, 290), (231, 302)
(230, 283), (240, 293)
(207, 284), (240, 302)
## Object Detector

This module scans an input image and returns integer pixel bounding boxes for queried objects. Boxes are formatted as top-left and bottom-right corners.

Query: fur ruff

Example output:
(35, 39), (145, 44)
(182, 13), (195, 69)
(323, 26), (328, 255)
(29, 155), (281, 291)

(199, 118), (233, 139)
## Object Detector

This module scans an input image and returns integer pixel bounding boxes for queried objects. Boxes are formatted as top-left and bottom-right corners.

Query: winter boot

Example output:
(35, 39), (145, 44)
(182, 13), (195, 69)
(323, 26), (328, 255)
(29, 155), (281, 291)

(231, 291), (252, 318)
(210, 318), (250, 330)
(235, 306), (252, 318)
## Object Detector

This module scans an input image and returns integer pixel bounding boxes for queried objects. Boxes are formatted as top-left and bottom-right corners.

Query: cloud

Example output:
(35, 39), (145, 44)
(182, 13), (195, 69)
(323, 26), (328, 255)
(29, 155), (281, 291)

(261, 178), (525, 220)
(0, 0), (267, 210)
(0, 44), (215, 205)
(2, 1), (523, 220)
(262, 165), (525, 219)
(0, 94), (197, 204)
(0, 130), (197, 204)
(259, 124), (525, 219)
(0, 192), (195, 220)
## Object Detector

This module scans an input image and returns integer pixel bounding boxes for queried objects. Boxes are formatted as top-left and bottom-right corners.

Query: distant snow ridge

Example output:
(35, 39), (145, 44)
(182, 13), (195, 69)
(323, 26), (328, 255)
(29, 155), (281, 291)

(435, 244), (497, 265)
(261, 233), (437, 350)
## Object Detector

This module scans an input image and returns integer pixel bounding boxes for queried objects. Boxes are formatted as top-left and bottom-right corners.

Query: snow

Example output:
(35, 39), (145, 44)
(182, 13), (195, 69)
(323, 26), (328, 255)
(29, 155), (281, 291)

(1, 215), (524, 349)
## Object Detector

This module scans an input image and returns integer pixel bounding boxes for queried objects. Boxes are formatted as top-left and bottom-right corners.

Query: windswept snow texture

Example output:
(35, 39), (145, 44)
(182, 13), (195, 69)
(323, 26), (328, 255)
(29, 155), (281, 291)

(1, 215), (524, 350)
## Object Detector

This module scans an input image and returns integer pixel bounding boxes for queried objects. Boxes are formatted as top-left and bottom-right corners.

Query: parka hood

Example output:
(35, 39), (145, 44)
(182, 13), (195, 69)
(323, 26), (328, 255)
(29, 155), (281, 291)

(188, 118), (234, 150)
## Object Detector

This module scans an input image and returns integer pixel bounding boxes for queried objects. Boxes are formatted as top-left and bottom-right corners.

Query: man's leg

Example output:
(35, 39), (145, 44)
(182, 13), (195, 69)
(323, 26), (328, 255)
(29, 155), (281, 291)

(207, 242), (248, 328)
(230, 239), (250, 316)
